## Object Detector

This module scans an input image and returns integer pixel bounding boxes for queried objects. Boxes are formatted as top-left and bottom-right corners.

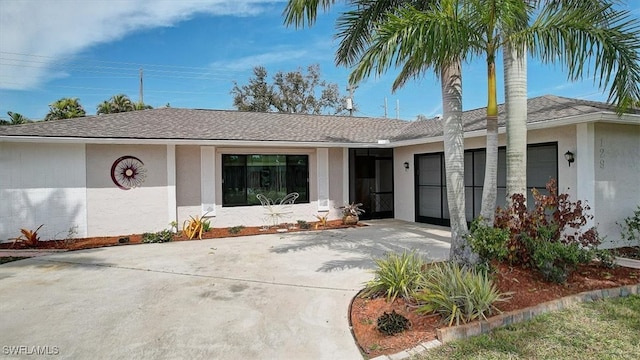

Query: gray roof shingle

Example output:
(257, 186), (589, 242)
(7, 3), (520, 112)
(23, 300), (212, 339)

(0, 95), (631, 144)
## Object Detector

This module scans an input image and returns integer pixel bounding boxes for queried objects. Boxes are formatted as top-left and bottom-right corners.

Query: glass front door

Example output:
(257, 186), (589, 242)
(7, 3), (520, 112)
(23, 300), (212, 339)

(349, 149), (394, 219)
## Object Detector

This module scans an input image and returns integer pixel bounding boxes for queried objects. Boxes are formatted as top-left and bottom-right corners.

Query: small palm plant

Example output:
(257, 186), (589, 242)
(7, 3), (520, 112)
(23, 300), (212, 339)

(339, 202), (365, 225)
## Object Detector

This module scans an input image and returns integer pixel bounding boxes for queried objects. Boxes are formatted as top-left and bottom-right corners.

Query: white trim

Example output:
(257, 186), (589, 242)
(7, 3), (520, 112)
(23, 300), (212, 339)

(317, 148), (330, 211)
(342, 148), (349, 205)
(576, 123), (595, 229)
(167, 145), (177, 226)
(200, 146), (216, 216)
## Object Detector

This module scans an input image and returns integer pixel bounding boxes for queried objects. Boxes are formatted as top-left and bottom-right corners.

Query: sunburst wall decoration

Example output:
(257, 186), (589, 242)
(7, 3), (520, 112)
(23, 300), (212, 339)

(110, 155), (147, 190)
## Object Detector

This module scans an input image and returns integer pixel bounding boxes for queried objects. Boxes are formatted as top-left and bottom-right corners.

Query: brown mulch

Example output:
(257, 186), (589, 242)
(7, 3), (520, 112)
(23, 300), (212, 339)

(0, 220), (360, 251)
(350, 261), (640, 358)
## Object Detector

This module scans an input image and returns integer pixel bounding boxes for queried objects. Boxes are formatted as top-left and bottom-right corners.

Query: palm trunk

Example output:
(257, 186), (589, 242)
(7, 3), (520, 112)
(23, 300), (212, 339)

(504, 41), (528, 203)
(480, 55), (499, 225)
(442, 61), (477, 266)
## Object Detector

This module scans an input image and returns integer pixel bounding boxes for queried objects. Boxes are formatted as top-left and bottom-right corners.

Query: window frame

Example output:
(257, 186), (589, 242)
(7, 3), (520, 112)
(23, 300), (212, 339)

(221, 154), (310, 207)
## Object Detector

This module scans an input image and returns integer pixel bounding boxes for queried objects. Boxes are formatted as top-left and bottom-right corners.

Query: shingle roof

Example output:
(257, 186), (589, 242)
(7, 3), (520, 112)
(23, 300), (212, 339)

(0, 95), (631, 144)
(392, 94), (629, 141)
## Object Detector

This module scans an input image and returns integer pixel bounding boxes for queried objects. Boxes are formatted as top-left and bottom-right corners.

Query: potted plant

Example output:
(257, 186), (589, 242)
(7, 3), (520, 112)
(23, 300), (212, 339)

(339, 203), (365, 225)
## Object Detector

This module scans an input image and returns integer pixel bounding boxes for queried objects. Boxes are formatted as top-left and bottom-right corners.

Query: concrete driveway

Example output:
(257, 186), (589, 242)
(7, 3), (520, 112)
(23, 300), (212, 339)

(0, 220), (451, 359)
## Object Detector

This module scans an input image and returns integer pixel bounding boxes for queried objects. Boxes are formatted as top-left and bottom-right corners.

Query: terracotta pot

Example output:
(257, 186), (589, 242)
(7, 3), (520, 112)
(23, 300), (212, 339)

(342, 215), (359, 225)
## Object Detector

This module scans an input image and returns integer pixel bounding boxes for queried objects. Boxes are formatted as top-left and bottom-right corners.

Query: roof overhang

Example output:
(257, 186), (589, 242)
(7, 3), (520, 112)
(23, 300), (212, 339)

(0, 135), (396, 149)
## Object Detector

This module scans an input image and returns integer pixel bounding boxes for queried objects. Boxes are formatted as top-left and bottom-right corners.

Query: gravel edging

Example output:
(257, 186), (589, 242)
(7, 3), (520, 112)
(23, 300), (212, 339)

(369, 283), (640, 360)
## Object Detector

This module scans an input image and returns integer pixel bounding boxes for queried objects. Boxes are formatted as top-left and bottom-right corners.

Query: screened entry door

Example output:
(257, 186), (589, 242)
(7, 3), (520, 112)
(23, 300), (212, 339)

(415, 143), (558, 225)
(349, 149), (394, 219)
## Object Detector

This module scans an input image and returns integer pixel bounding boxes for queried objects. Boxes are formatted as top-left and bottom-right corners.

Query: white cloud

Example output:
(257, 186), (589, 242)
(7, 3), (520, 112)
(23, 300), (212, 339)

(208, 50), (310, 71)
(0, 0), (284, 90)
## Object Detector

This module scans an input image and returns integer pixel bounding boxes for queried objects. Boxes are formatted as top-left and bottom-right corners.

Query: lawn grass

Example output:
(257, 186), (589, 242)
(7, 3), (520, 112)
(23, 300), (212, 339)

(416, 295), (640, 359)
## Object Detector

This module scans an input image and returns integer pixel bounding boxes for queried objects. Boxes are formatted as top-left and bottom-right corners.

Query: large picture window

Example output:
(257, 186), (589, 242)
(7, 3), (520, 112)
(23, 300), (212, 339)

(222, 154), (309, 206)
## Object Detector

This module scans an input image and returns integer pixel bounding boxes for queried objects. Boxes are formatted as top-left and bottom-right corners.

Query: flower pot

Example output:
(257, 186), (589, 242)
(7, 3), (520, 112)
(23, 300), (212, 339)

(343, 215), (359, 225)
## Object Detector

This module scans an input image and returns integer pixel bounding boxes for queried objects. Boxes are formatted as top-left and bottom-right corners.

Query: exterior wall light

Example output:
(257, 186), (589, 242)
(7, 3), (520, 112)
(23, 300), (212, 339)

(564, 151), (575, 166)
(404, 161), (410, 170)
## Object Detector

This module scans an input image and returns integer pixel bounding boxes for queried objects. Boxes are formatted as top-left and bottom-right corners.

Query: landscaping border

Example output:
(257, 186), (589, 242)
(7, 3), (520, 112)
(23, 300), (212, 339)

(369, 283), (640, 360)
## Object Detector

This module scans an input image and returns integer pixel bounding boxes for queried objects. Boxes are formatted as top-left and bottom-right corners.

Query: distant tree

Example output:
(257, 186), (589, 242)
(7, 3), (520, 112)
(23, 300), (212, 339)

(96, 94), (149, 114)
(232, 64), (351, 115)
(134, 101), (153, 110)
(45, 97), (86, 121)
(96, 101), (112, 115)
(1, 111), (29, 125)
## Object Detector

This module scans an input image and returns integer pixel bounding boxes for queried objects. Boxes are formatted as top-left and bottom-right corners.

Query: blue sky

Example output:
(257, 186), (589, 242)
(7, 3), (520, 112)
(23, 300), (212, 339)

(1, 0), (638, 121)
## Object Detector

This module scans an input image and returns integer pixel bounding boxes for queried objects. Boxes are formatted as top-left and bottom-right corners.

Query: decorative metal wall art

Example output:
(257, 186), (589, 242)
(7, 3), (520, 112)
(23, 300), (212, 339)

(110, 155), (147, 190)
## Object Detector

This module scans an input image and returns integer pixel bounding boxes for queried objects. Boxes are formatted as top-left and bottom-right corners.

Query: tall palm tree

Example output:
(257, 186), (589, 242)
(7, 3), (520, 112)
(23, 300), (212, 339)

(285, 0), (479, 264)
(45, 97), (86, 121)
(504, 0), (640, 203)
(354, 0), (639, 225)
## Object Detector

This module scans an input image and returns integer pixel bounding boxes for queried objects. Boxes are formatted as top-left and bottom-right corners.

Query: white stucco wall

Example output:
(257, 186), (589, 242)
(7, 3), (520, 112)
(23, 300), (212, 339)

(0, 142), (87, 241)
(176, 145), (202, 226)
(593, 123), (640, 248)
(85, 144), (169, 236)
(392, 125), (578, 223)
(394, 142), (444, 222)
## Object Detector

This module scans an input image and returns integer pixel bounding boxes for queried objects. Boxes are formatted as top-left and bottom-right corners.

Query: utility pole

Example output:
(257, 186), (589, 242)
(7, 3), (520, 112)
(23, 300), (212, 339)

(383, 97), (388, 118)
(395, 99), (400, 119)
(139, 68), (144, 105)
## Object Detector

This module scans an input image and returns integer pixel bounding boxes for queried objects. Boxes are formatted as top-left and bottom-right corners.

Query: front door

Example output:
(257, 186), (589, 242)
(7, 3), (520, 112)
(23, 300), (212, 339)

(349, 149), (394, 219)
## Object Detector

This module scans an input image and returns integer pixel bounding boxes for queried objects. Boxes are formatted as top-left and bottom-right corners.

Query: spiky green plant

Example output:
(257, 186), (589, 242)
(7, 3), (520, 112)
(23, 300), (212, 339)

(415, 261), (511, 326)
(361, 251), (427, 301)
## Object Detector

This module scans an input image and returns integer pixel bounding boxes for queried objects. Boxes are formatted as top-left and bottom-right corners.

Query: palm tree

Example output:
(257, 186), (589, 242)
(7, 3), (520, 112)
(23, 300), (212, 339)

(134, 102), (153, 110)
(110, 94), (135, 113)
(6, 111), (29, 125)
(97, 94), (151, 114)
(285, 0), (479, 264)
(353, 0), (640, 225)
(96, 101), (112, 115)
(503, 0), (640, 204)
(45, 98), (86, 121)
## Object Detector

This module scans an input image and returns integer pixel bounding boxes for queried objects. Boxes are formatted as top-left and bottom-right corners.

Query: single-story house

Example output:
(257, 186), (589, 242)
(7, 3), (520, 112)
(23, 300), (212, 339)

(1, 95), (638, 248)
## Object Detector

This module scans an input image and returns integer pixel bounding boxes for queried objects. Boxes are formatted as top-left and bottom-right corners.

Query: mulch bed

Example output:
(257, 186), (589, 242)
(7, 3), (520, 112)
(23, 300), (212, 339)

(0, 220), (362, 251)
(350, 261), (640, 358)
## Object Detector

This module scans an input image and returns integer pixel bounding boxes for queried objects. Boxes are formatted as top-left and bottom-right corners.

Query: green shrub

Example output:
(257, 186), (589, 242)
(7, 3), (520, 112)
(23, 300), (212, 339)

(415, 262), (510, 326)
(228, 225), (245, 235)
(530, 240), (592, 283)
(361, 251), (427, 301)
(468, 217), (509, 263)
(593, 248), (617, 269)
(142, 229), (174, 243)
(618, 205), (640, 245)
(297, 220), (310, 229)
(376, 311), (410, 335)
(495, 178), (600, 267)
(202, 219), (212, 232)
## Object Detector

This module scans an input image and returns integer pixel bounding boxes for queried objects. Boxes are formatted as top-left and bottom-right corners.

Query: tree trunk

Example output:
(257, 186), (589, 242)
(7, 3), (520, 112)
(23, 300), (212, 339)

(441, 62), (477, 266)
(480, 56), (499, 225)
(504, 41), (528, 204)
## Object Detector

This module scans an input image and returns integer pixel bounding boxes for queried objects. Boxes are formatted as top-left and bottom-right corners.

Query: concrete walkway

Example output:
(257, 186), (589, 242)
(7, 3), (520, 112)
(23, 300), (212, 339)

(0, 220), (451, 359)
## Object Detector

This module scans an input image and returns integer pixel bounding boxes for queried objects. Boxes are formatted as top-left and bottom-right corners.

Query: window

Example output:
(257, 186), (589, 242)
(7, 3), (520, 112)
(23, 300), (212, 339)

(415, 142), (558, 225)
(222, 154), (309, 206)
